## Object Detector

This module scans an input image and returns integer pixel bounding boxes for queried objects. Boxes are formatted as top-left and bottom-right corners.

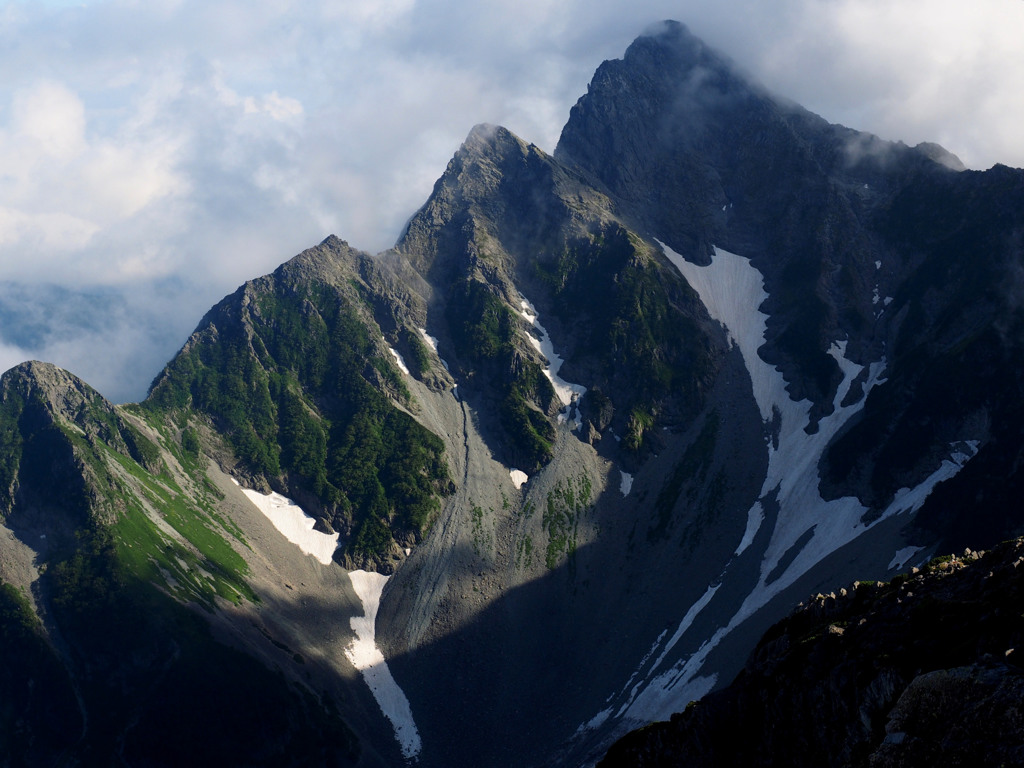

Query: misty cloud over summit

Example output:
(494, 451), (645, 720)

(1, 0), (1022, 402)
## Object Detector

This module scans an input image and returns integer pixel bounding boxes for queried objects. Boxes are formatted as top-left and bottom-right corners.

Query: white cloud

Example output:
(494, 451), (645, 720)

(0, 77), (188, 284)
(0, 207), (98, 251)
(243, 91), (304, 123)
(11, 80), (86, 158)
(0, 0), (1021, 401)
(736, 0), (1024, 170)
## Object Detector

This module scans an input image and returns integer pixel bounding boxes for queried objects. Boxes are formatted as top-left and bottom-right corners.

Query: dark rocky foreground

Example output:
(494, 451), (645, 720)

(600, 539), (1024, 767)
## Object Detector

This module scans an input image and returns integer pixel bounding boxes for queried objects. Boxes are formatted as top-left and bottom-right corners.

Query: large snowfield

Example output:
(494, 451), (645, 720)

(582, 242), (982, 731)
(236, 482), (421, 759)
(345, 570), (423, 760)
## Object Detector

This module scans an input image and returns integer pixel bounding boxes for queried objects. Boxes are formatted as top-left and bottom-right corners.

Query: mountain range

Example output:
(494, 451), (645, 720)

(2, 20), (1023, 767)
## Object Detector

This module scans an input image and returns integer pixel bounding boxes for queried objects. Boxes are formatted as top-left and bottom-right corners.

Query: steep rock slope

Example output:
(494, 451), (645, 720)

(373, 121), (765, 768)
(368, 19), (1024, 768)
(396, 123), (723, 468)
(600, 540), (1024, 767)
(555, 21), (1024, 537)
(373, 23), (1024, 768)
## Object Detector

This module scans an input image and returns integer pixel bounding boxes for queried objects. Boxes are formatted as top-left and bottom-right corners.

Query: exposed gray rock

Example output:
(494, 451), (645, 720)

(870, 664), (1024, 767)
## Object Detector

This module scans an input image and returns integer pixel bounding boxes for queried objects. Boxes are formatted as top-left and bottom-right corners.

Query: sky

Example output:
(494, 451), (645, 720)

(1, 0), (1022, 402)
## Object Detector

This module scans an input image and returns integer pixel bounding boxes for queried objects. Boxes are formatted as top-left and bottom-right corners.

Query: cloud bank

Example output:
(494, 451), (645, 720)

(1, 0), (1021, 401)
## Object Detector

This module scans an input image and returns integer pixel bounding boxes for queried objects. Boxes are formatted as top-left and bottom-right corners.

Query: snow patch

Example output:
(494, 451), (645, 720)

(647, 583), (721, 676)
(237, 482), (338, 565)
(885, 441), (979, 516)
(510, 469), (529, 489)
(605, 583), (722, 726)
(888, 546), (924, 571)
(574, 707), (614, 737)
(346, 571), (422, 760)
(236, 483), (421, 758)
(615, 243), (981, 726)
(519, 297), (586, 415)
(518, 301), (537, 325)
(418, 327), (450, 370)
(621, 630), (668, 695)
(388, 346), (410, 375)
(734, 501), (764, 556)
(625, 667), (718, 725)
(619, 471), (633, 496)
(660, 242), (778, 423)
(417, 327), (439, 353)
(664, 244), (897, 597)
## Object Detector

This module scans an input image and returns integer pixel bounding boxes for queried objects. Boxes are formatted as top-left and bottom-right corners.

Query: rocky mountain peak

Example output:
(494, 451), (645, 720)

(1, 360), (118, 438)
(270, 234), (366, 285)
(461, 122), (527, 156)
(4, 359), (97, 406)
(912, 141), (966, 171)
(555, 19), (761, 173)
(0, 359), (161, 552)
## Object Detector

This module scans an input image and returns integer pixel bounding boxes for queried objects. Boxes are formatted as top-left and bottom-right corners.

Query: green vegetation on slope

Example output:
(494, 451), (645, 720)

(0, 389), (24, 513)
(446, 278), (557, 470)
(0, 364), (258, 611)
(542, 474), (593, 571)
(147, 273), (451, 567)
(533, 223), (717, 456)
(401, 325), (432, 377)
(0, 341), (361, 768)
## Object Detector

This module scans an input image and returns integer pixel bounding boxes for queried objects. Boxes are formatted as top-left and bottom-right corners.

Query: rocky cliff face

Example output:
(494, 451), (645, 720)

(555, 22), (1024, 525)
(146, 236), (453, 573)
(600, 540), (1024, 767)
(0, 361), (159, 553)
(373, 23), (1024, 767)
(2, 19), (1024, 768)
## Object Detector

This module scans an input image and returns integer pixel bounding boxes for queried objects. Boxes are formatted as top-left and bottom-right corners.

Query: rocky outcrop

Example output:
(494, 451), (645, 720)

(397, 121), (726, 471)
(600, 540), (1024, 767)
(870, 663), (1024, 767)
(0, 358), (377, 767)
(2, 361), (159, 473)
(0, 361), (162, 552)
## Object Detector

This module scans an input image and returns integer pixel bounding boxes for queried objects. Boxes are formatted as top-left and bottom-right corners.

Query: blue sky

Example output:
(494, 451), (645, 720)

(2, 0), (1022, 401)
